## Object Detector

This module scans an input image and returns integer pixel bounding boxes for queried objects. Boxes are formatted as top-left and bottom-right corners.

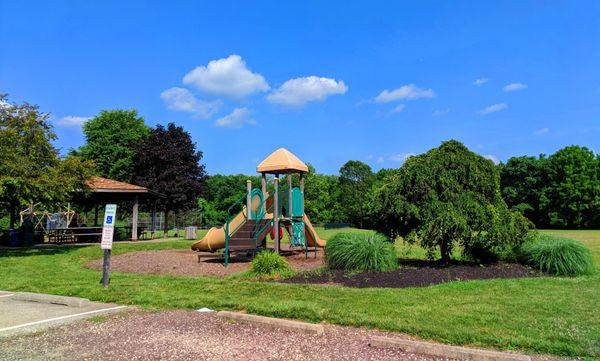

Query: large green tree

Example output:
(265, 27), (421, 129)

(500, 146), (599, 229)
(338, 160), (374, 228)
(202, 174), (261, 224)
(542, 146), (599, 228)
(133, 123), (207, 230)
(0, 95), (92, 228)
(499, 155), (549, 225)
(376, 140), (530, 263)
(302, 164), (344, 224)
(77, 109), (149, 182)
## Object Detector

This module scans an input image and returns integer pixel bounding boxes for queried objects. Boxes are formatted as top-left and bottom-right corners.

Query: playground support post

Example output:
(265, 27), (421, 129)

(274, 176), (280, 253)
(246, 180), (252, 219)
(288, 173), (293, 218)
(261, 174), (267, 211)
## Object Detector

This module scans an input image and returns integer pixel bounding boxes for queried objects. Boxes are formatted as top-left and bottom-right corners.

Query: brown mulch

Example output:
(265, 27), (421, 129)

(282, 260), (540, 288)
(85, 247), (324, 277)
(0, 310), (451, 361)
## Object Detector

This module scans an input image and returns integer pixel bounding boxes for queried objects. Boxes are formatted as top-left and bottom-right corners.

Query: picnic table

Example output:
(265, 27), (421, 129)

(46, 227), (103, 244)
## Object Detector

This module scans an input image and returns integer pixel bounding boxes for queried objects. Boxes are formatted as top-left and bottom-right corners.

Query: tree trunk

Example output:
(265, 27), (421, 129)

(440, 240), (451, 264)
(9, 200), (17, 229)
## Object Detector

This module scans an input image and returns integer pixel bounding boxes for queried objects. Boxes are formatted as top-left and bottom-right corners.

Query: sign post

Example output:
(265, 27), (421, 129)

(100, 204), (117, 287)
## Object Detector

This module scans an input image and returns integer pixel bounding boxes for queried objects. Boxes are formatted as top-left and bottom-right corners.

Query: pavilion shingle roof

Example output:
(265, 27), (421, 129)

(86, 176), (148, 192)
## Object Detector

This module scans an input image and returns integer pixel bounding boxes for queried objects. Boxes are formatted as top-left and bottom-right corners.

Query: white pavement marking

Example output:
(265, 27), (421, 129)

(0, 305), (127, 332)
(0, 294), (14, 298)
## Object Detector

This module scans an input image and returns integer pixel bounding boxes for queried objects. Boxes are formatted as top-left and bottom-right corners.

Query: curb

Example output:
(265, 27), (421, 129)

(369, 336), (531, 361)
(217, 311), (324, 335)
(13, 292), (90, 308)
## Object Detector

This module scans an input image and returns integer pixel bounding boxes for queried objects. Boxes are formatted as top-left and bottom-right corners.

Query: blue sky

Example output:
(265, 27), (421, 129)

(1, 1), (599, 175)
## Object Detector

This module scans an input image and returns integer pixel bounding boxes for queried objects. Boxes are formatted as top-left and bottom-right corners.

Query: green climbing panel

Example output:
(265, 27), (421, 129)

(291, 187), (303, 218)
(290, 220), (305, 247)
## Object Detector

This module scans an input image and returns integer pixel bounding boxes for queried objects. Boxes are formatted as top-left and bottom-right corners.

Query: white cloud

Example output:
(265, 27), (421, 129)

(389, 152), (416, 162)
(390, 104), (406, 114)
(503, 82), (528, 92)
(57, 116), (90, 127)
(183, 54), (270, 98)
(267, 76), (347, 106)
(374, 84), (435, 103)
(160, 87), (221, 119)
(473, 78), (489, 86)
(376, 156), (385, 164)
(215, 107), (256, 128)
(432, 108), (450, 116)
(533, 127), (550, 135)
(477, 103), (507, 115)
(484, 154), (500, 164)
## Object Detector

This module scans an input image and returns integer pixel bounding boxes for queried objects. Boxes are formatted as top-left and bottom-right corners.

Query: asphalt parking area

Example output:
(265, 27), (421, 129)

(0, 291), (127, 339)
(0, 310), (450, 361)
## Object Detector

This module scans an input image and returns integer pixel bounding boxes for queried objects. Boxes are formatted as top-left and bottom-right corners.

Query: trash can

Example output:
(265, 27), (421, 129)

(9, 228), (20, 247)
(185, 226), (198, 240)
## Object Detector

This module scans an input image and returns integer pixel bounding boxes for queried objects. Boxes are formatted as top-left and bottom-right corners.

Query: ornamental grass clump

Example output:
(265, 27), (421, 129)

(325, 232), (397, 272)
(250, 250), (292, 277)
(519, 234), (594, 276)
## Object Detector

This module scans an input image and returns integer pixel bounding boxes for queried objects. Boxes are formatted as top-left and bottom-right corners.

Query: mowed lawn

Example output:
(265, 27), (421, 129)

(0, 229), (598, 358)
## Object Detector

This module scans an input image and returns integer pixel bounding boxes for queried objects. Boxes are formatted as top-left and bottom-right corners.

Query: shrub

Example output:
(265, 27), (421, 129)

(519, 234), (594, 276)
(250, 251), (292, 277)
(325, 232), (397, 272)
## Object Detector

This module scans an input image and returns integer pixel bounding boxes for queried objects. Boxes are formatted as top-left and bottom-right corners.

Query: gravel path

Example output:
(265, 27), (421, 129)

(85, 248), (324, 277)
(0, 311), (450, 361)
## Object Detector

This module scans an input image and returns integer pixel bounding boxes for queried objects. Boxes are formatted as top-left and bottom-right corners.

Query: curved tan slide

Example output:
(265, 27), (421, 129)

(303, 214), (326, 247)
(191, 210), (246, 252)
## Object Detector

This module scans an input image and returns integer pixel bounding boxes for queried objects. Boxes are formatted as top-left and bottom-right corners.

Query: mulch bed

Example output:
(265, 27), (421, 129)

(282, 260), (540, 288)
(85, 246), (324, 277)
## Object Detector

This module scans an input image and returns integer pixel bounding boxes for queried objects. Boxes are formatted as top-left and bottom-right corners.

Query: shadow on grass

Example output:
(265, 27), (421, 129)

(0, 245), (82, 258)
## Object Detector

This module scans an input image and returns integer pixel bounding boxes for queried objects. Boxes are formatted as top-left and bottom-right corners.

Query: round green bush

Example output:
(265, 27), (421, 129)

(325, 232), (397, 272)
(519, 235), (594, 276)
(250, 250), (291, 276)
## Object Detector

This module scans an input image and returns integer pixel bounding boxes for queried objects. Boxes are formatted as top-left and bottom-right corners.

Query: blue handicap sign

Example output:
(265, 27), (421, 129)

(106, 216), (113, 224)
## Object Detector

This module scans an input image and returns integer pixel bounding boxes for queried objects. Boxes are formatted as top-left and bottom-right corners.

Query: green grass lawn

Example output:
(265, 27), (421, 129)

(0, 229), (598, 358)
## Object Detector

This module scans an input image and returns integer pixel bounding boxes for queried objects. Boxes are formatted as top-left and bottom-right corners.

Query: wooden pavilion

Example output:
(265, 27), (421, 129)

(82, 177), (164, 241)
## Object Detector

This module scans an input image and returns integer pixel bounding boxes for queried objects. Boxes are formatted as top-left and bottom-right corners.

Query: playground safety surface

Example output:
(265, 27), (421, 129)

(282, 261), (540, 288)
(0, 310), (451, 361)
(85, 247), (324, 277)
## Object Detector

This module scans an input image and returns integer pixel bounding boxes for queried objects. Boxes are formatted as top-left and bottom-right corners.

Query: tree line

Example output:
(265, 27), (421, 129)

(1, 96), (598, 238)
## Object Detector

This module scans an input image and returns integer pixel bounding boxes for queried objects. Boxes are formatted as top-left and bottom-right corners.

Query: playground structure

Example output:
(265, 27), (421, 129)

(192, 148), (326, 265)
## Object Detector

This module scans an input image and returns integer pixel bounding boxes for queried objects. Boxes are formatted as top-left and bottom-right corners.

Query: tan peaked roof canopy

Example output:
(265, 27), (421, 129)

(256, 148), (309, 173)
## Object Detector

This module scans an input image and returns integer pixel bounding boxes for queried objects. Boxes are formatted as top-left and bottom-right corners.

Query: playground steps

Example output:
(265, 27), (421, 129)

(228, 219), (272, 251)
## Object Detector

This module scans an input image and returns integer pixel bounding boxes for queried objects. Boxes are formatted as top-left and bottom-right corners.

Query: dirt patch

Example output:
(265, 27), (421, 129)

(282, 261), (540, 288)
(0, 310), (449, 360)
(85, 247), (324, 277)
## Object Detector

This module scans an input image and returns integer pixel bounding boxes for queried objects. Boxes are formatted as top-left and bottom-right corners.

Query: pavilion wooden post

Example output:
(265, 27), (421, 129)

(94, 204), (99, 227)
(131, 196), (139, 241)
(261, 174), (267, 211)
(273, 176), (280, 253)
(151, 201), (157, 238)
(246, 180), (252, 219)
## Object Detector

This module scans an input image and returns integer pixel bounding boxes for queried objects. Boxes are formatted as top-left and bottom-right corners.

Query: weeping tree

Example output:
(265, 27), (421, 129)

(375, 140), (531, 263)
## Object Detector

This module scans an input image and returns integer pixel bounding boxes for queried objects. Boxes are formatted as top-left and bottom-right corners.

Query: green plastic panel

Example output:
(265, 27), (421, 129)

(291, 187), (303, 218)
